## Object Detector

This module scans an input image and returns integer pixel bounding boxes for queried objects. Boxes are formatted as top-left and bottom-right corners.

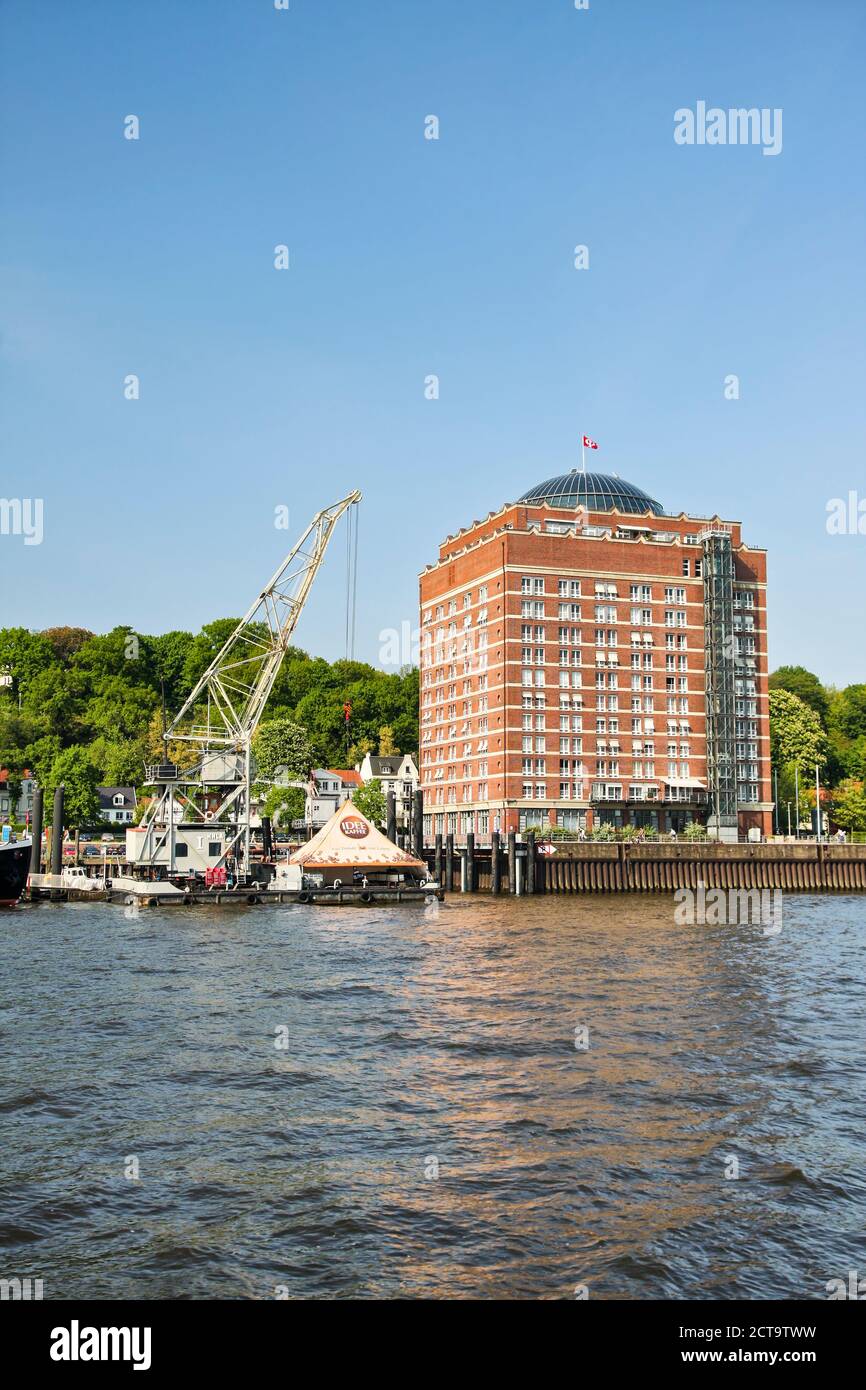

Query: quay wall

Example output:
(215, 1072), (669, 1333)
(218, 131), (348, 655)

(427, 839), (866, 894)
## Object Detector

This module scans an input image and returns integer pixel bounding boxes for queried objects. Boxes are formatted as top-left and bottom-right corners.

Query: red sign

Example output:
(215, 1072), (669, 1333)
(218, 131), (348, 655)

(340, 816), (369, 839)
(343, 702), (352, 723)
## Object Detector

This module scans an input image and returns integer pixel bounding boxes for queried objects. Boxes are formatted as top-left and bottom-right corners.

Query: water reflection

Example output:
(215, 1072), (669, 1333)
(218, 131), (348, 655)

(1, 893), (864, 1299)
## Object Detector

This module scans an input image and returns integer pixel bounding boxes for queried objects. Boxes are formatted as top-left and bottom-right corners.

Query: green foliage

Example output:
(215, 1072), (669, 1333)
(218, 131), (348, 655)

(346, 738), (376, 765)
(769, 688), (828, 768)
(0, 620), (419, 809)
(88, 736), (149, 787)
(22, 734), (62, 788)
(44, 747), (100, 828)
(828, 778), (866, 833)
(252, 718), (314, 782)
(589, 823), (617, 841)
(831, 684), (866, 741)
(378, 725), (397, 756)
(769, 666), (830, 725)
(682, 820), (708, 840)
(350, 779), (387, 826)
(261, 785), (305, 827)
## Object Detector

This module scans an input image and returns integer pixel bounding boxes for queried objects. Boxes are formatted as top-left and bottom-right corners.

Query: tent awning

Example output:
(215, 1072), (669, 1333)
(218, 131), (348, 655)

(289, 801), (426, 871)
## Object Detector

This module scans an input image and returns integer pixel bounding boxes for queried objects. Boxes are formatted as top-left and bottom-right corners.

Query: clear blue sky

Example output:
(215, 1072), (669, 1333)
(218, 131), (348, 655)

(2, 0), (864, 686)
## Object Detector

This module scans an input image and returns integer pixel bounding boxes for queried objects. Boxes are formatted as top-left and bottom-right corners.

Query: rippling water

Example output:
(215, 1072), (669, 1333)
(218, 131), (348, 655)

(1, 893), (864, 1299)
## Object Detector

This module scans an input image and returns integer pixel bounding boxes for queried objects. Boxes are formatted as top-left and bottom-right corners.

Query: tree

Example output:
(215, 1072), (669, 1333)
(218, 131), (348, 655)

(261, 785), (305, 828)
(769, 666), (830, 726)
(150, 630), (195, 710)
(44, 746), (100, 828)
(378, 725), (397, 755)
(251, 717), (314, 782)
(83, 676), (158, 742)
(19, 666), (83, 740)
(144, 709), (199, 772)
(23, 734), (62, 787)
(41, 627), (94, 663)
(841, 735), (866, 782)
(832, 684), (866, 741)
(828, 779), (866, 833)
(346, 738), (375, 767)
(72, 626), (152, 683)
(769, 689), (828, 769)
(350, 778), (386, 826)
(88, 736), (149, 787)
(0, 627), (56, 702)
(181, 619), (243, 692)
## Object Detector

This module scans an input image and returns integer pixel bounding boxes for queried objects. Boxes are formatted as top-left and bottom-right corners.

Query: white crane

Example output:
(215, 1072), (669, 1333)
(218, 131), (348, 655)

(133, 490), (361, 877)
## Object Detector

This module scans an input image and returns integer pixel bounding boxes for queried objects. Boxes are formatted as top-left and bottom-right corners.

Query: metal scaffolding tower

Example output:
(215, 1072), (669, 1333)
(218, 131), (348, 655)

(701, 525), (738, 843)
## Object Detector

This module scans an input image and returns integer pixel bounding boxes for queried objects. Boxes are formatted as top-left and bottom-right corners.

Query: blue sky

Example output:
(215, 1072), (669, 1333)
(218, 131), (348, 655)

(2, 0), (864, 685)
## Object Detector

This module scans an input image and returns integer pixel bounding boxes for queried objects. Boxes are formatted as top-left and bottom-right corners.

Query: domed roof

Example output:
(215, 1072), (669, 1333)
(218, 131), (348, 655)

(519, 470), (663, 516)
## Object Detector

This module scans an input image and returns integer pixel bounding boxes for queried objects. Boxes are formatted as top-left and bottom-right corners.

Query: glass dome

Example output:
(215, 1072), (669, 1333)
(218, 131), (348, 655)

(519, 470), (663, 516)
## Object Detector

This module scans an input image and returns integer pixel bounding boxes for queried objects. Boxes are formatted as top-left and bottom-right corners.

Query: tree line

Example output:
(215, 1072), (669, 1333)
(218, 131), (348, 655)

(0, 623), (418, 823)
(1, 624), (864, 832)
(769, 666), (866, 831)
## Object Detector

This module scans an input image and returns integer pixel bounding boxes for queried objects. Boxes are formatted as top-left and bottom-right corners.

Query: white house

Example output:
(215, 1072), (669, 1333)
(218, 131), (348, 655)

(98, 786), (137, 825)
(356, 753), (419, 832)
(304, 769), (363, 831)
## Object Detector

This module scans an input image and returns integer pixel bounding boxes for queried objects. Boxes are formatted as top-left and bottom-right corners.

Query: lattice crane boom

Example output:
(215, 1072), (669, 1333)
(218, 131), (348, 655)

(166, 489), (361, 750)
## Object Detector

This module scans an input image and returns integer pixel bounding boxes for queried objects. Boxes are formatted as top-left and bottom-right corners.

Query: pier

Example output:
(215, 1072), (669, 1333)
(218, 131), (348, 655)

(423, 832), (866, 895)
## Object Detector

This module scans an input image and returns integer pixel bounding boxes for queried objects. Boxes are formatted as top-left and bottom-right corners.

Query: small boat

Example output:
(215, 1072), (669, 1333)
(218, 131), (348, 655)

(0, 836), (32, 907)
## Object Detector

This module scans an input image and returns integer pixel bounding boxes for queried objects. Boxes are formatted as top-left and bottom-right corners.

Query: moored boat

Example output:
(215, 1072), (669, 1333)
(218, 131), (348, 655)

(1, 836), (32, 907)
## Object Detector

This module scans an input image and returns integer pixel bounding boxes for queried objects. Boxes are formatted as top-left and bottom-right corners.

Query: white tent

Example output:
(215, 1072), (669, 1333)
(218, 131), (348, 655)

(289, 801), (426, 873)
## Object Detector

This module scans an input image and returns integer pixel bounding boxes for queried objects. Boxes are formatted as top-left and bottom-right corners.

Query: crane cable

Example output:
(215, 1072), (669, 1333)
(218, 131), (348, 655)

(345, 500), (359, 661)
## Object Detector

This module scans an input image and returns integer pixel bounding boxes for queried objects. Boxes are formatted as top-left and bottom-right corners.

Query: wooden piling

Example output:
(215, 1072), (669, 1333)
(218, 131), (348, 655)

(29, 786), (44, 875)
(413, 789), (424, 859)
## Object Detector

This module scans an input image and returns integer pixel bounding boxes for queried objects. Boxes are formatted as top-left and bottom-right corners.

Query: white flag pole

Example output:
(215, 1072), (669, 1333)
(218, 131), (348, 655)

(581, 434), (586, 474)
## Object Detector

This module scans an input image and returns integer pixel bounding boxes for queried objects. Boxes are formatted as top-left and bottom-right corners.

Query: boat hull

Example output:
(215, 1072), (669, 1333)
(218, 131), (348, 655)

(0, 839), (32, 907)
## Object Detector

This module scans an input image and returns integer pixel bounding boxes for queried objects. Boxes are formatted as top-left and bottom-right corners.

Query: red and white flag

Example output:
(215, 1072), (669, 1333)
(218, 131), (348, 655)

(582, 435), (599, 450)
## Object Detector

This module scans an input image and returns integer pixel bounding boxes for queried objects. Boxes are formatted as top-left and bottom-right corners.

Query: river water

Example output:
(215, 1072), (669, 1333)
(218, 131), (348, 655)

(1, 893), (864, 1300)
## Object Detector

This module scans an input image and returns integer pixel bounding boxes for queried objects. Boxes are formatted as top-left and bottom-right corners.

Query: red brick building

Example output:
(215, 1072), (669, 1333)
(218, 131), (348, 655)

(418, 471), (771, 842)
